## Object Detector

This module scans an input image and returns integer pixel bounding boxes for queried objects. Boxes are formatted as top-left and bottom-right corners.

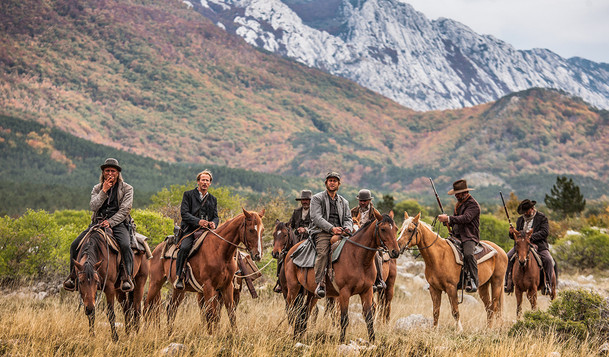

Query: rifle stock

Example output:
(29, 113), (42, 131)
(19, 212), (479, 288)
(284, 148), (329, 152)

(499, 191), (514, 229)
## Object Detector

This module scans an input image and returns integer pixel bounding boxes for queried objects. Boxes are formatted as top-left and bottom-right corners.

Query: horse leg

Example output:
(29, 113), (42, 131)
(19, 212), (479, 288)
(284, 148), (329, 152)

(291, 289), (309, 339)
(527, 286), (537, 311)
(143, 271), (166, 326)
(106, 292), (119, 342)
(429, 285), (442, 328)
(338, 290), (351, 343)
(360, 288), (375, 342)
(132, 280), (146, 333)
(478, 282), (493, 326)
(167, 290), (185, 336)
(550, 273), (557, 300)
(87, 307), (96, 337)
(222, 283), (237, 330)
(515, 287), (524, 318)
(445, 287), (462, 332)
(200, 285), (220, 335)
(118, 291), (133, 335)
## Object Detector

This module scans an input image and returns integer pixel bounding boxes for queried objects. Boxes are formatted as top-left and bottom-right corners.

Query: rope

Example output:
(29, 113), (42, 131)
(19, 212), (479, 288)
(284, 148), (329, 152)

(233, 257), (274, 278)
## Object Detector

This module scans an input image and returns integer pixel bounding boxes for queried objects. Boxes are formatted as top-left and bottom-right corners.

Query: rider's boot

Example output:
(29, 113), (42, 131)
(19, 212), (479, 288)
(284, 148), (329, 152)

(315, 282), (326, 298)
(120, 263), (134, 292)
(504, 273), (514, 293)
(63, 270), (76, 291)
(273, 279), (282, 293)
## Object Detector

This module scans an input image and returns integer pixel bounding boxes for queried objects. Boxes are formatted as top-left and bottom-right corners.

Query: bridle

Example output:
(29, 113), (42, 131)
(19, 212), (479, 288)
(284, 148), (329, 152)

(344, 220), (389, 253)
(203, 217), (258, 256)
(399, 219), (441, 254)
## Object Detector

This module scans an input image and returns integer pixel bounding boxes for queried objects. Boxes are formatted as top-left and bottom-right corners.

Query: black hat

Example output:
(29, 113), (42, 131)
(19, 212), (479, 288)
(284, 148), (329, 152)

(356, 189), (373, 201)
(296, 190), (312, 200)
(517, 199), (537, 214)
(100, 158), (122, 172)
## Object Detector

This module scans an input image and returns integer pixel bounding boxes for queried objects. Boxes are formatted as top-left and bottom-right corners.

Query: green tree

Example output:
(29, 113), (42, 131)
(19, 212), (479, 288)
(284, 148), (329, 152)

(394, 199), (427, 224)
(544, 176), (586, 217)
(376, 194), (395, 214)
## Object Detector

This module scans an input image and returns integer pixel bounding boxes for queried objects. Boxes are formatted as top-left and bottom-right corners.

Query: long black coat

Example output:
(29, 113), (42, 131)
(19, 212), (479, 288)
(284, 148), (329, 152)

(180, 188), (219, 236)
(514, 211), (550, 252)
(288, 206), (311, 244)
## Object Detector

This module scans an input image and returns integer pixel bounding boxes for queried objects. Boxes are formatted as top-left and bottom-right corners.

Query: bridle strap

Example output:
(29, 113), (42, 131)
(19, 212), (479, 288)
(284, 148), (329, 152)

(343, 222), (384, 253)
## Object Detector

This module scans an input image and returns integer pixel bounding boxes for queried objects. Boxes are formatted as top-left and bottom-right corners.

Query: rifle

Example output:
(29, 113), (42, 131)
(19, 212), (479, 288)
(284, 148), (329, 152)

(499, 191), (514, 229)
(429, 178), (451, 233)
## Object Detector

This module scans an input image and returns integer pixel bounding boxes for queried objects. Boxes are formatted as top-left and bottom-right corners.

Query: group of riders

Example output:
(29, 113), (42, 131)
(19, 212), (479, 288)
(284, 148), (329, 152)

(63, 158), (557, 300)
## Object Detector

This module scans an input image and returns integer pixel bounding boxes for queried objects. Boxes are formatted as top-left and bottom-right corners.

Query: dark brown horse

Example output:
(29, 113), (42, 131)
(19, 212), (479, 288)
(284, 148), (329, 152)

(272, 220), (297, 300)
(512, 229), (556, 317)
(376, 256), (397, 323)
(398, 212), (507, 330)
(73, 226), (149, 341)
(284, 214), (400, 342)
(144, 209), (264, 334)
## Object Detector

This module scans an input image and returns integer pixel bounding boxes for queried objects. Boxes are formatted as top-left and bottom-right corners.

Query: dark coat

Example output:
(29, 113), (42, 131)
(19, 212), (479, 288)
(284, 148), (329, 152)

(448, 195), (480, 243)
(513, 210), (550, 252)
(180, 188), (219, 236)
(288, 206), (311, 244)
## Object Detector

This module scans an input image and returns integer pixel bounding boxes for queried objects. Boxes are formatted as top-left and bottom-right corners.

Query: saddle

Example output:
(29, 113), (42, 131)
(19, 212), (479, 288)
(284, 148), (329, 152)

(446, 238), (497, 265)
(291, 235), (347, 269)
(162, 230), (208, 260)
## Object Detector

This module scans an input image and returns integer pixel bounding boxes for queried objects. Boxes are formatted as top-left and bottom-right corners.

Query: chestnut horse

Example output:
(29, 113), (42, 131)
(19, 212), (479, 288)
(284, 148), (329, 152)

(376, 256), (397, 323)
(73, 226), (149, 341)
(513, 229), (556, 317)
(398, 213), (507, 330)
(284, 214), (400, 342)
(144, 209), (264, 334)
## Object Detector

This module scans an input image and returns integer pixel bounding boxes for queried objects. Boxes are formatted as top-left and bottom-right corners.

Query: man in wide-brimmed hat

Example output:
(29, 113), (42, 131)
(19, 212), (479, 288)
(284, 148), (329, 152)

(350, 189), (386, 290)
(63, 158), (135, 292)
(504, 199), (555, 295)
(438, 179), (481, 293)
(309, 172), (353, 298)
(273, 189), (313, 293)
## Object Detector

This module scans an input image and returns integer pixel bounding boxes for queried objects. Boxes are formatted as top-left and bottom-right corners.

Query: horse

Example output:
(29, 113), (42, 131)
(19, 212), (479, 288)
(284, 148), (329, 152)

(376, 255), (397, 323)
(512, 229), (557, 317)
(73, 225), (149, 341)
(144, 208), (264, 334)
(398, 212), (508, 330)
(284, 213), (400, 342)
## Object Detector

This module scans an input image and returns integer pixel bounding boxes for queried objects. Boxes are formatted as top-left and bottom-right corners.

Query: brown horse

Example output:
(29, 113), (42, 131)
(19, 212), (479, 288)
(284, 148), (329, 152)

(144, 209), (264, 334)
(272, 220), (298, 301)
(398, 212), (507, 330)
(73, 226), (149, 341)
(512, 229), (556, 317)
(284, 214), (400, 342)
(376, 256), (397, 323)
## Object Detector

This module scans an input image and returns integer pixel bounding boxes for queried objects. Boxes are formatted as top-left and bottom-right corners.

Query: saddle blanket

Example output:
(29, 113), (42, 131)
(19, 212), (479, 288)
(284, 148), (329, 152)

(291, 236), (378, 268)
(446, 239), (497, 265)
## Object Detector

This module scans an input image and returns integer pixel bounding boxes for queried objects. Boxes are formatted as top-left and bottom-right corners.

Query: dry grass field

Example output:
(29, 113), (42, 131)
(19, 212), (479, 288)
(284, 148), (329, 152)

(1, 271), (605, 357)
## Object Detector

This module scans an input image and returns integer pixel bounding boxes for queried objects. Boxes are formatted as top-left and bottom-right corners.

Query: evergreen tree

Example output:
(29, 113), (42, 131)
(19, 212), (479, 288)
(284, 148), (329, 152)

(376, 194), (395, 214)
(544, 176), (586, 217)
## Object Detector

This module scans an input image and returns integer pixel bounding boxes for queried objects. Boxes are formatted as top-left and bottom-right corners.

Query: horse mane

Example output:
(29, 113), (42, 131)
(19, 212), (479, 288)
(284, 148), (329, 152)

(77, 231), (104, 281)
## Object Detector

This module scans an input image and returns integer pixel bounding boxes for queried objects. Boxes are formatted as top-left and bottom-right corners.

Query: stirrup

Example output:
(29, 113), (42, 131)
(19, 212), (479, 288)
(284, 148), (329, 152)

(174, 277), (185, 290)
(315, 284), (326, 298)
(63, 278), (76, 292)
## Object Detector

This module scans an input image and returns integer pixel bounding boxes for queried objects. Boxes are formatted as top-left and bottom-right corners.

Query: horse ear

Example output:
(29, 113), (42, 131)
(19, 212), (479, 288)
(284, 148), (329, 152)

(242, 207), (251, 219)
(94, 261), (103, 271)
(258, 208), (265, 218)
(389, 210), (394, 219)
(73, 259), (84, 271)
(404, 212), (409, 219)
(414, 212), (421, 222)
(275, 219), (280, 224)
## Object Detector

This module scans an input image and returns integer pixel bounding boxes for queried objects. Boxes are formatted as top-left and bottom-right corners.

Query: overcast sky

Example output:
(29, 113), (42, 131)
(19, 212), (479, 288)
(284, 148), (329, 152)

(401, 0), (609, 64)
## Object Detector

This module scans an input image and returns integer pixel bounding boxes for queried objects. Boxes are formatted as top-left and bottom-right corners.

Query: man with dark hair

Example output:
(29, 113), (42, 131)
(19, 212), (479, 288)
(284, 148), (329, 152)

(273, 189), (312, 293)
(63, 158), (134, 292)
(174, 169), (219, 290)
(351, 189), (385, 290)
(309, 172), (353, 298)
(438, 179), (480, 293)
(504, 199), (554, 295)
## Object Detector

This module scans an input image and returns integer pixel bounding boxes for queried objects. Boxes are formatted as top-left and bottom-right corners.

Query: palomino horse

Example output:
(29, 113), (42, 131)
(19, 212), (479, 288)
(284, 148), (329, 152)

(513, 229), (557, 317)
(144, 209), (264, 334)
(284, 214), (400, 342)
(398, 213), (508, 330)
(73, 225), (149, 341)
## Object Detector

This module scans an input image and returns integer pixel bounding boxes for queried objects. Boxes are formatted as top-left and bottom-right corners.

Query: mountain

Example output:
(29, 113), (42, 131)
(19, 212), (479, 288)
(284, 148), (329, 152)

(193, 0), (609, 111)
(1, 0), (609, 205)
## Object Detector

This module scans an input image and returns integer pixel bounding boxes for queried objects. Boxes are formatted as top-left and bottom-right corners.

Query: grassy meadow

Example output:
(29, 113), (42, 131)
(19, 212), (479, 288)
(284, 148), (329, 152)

(0, 273), (603, 357)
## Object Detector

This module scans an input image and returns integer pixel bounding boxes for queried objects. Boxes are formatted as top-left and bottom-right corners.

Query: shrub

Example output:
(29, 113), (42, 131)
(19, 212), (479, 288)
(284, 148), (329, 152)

(479, 214), (511, 251)
(394, 199), (427, 225)
(553, 228), (609, 269)
(131, 209), (174, 248)
(509, 289), (609, 341)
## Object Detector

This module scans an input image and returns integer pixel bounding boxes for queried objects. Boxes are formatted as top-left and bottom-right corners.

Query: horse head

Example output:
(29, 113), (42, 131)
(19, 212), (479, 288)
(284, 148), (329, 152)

(241, 208), (265, 261)
(376, 211), (400, 258)
(272, 220), (290, 259)
(397, 212), (421, 253)
(74, 259), (102, 316)
(515, 229), (533, 268)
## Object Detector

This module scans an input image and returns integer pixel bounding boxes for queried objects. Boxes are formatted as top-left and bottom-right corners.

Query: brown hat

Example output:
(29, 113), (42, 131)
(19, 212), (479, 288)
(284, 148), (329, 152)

(100, 158), (122, 172)
(447, 179), (474, 195)
(517, 199), (537, 214)
(296, 190), (312, 201)
(356, 189), (373, 201)
(325, 171), (341, 181)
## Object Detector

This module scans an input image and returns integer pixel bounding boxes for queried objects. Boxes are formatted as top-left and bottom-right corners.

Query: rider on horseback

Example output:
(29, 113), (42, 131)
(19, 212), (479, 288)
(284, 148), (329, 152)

(274, 189), (312, 293)
(438, 179), (481, 293)
(351, 189), (386, 291)
(504, 199), (554, 295)
(63, 158), (135, 292)
(174, 170), (219, 290)
(310, 171), (353, 298)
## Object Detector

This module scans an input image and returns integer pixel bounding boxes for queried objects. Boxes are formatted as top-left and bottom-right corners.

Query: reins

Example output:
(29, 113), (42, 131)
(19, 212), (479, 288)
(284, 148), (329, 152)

(342, 221), (387, 253)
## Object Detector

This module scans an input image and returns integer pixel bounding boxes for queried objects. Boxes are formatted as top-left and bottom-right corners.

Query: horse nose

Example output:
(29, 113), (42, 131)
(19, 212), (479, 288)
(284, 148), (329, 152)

(253, 253), (261, 262)
(85, 306), (95, 316)
(390, 250), (399, 259)
(272, 251), (278, 259)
